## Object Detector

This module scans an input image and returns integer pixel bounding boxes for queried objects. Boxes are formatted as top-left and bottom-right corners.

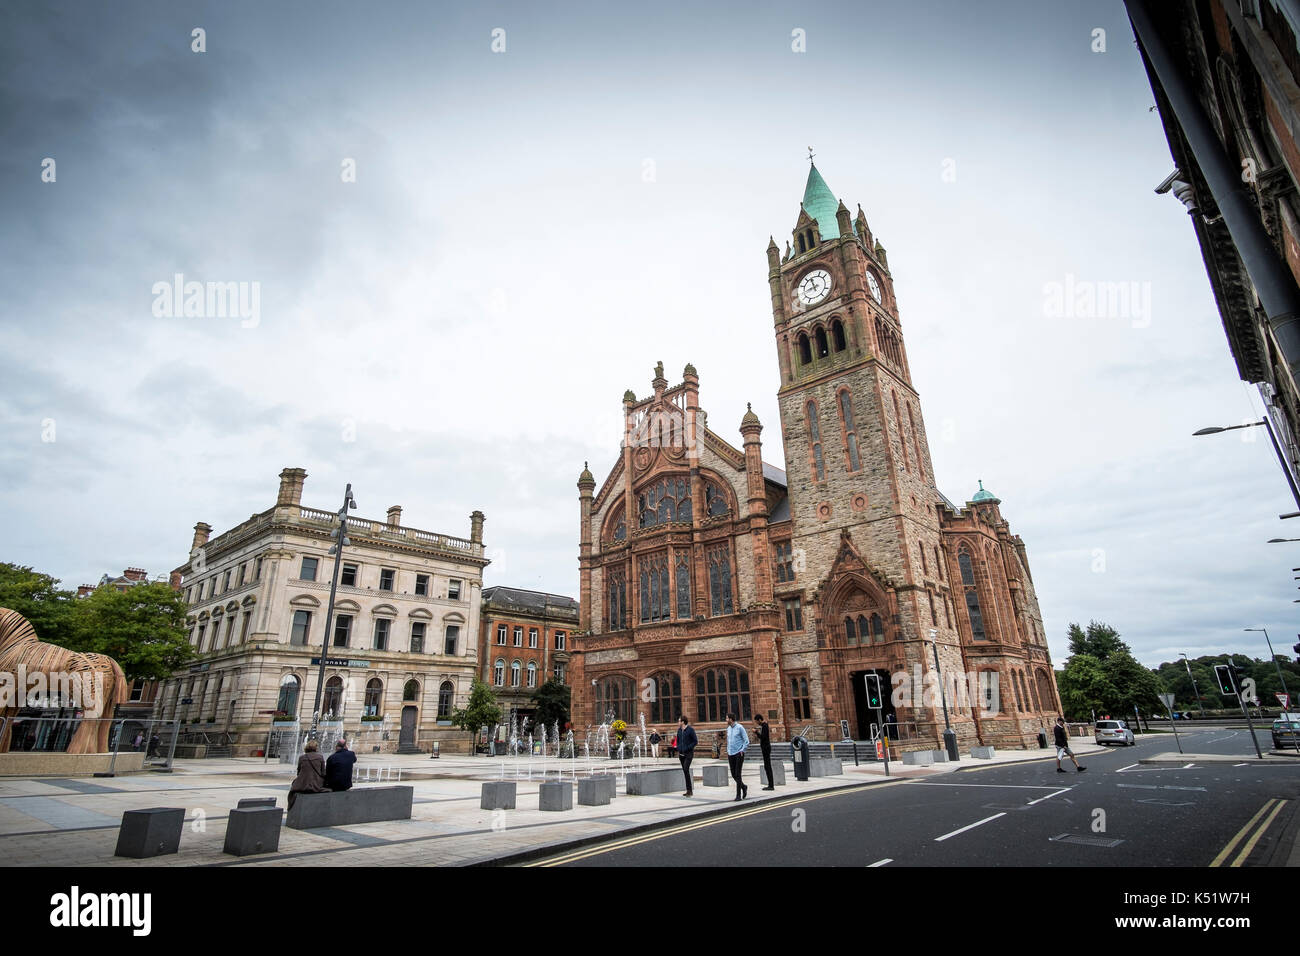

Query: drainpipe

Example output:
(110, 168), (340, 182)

(1128, 0), (1300, 379)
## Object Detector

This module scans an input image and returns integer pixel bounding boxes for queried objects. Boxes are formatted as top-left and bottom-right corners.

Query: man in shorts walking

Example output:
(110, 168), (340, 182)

(1053, 717), (1086, 773)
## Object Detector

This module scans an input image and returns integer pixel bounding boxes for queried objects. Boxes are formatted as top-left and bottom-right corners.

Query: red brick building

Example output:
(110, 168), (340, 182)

(571, 164), (1062, 749)
(479, 587), (577, 725)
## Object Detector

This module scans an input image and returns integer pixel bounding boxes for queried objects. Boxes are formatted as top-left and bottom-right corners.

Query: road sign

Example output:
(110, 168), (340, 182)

(1278, 693), (1291, 709)
(1158, 693), (1176, 709)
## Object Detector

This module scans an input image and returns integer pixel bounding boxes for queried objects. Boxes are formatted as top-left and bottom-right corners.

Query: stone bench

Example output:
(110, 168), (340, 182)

(577, 777), (610, 806)
(115, 807), (184, 858)
(286, 786), (413, 829)
(586, 774), (617, 802)
(929, 749), (950, 763)
(702, 764), (731, 787)
(624, 768), (683, 795)
(237, 797), (278, 809)
(224, 806), (282, 856)
(539, 781), (573, 811)
(481, 781), (516, 810)
(901, 750), (934, 767)
(970, 746), (996, 759)
(760, 761), (787, 787)
(808, 757), (843, 777)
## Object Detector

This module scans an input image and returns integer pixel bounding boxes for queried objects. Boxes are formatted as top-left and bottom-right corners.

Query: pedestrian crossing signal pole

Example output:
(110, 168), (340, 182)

(865, 672), (888, 777)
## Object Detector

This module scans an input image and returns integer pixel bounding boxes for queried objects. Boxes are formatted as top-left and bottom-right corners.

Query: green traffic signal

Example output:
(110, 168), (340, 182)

(864, 673), (882, 709)
(1213, 663), (1236, 696)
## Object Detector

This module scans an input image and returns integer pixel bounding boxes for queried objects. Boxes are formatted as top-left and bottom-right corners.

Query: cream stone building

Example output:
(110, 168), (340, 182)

(161, 467), (489, 755)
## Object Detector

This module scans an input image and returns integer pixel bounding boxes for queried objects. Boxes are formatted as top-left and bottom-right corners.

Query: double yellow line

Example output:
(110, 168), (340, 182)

(1210, 798), (1289, 867)
(524, 783), (896, 867)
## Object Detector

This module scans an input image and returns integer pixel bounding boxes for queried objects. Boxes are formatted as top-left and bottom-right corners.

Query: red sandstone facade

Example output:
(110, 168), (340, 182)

(571, 166), (1062, 750)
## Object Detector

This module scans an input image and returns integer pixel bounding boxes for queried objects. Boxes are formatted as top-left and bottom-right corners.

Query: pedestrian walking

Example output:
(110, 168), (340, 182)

(146, 733), (160, 758)
(649, 728), (662, 758)
(754, 713), (775, 790)
(1053, 717), (1086, 773)
(325, 738), (357, 791)
(288, 739), (327, 809)
(726, 713), (749, 800)
(132, 731), (144, 751)
(676, 716), (697, 796)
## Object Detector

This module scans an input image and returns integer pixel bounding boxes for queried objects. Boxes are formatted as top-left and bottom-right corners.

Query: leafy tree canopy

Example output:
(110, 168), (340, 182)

(530, 678), (571, 728)
(451, 677), (502, 735)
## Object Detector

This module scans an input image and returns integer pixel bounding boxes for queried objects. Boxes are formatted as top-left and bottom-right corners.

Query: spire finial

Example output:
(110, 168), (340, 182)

(807, 146), (815, 165)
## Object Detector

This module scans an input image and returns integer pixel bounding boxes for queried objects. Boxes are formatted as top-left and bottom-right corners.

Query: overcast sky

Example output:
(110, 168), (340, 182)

(1, 0), (1295, 670)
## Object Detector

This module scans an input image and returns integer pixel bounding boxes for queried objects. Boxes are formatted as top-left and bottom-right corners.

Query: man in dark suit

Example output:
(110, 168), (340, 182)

(676, 716), (697, 796)
(754, 713), (776, 790)
(324, 739), (357, 791)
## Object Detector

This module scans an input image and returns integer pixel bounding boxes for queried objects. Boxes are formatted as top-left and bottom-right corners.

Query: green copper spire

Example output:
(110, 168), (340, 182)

(802, 163), (840, 240)
(971, 480), (1000, 504)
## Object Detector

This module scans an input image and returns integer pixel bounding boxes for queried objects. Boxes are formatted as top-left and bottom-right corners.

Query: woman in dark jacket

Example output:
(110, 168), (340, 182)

(289, 739), (327, 808)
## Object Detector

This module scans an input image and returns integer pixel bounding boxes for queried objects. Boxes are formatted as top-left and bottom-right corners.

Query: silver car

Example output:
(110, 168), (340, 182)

(1095, 719), (1135, 746)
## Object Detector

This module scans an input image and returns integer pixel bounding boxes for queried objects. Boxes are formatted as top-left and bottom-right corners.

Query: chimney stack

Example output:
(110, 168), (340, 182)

(192, 522), (212, 550)
(277, 467), (308, 507)
(123, 567), (147, 582)
(470, 510), (485, 545)
(387, 505), (402, 528)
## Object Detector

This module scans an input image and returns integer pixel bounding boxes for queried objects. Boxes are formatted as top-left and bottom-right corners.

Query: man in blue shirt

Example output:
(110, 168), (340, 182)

(725, 713), (749, 800)
(677, 716), (698, 796)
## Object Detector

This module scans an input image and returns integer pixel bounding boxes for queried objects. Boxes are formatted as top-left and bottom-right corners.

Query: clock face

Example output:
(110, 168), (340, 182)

(866, 272), (882, 304)
(797, 269), (832, 306)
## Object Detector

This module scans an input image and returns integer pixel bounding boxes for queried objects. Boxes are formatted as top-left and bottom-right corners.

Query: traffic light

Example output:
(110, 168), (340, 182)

(1214, 664), (1237, 697)
(864, 673), (883, 710)
(1293, 639), (1300, 664)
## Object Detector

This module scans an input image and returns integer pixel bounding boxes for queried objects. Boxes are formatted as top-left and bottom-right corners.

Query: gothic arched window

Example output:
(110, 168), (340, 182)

(649, 671), (682, 724)
(831, 319), (846, 352)
(838, 389), (861, 472)
(607, 565), (627, 630)
(806, 401), (824, 481)
(797, 333), (812, 365)
(844, 616), (857, 646)
(675, 552), (692, 619)
(705, 481), (730, 517)
(638, 476), (692, 529)
(815, 326), (829, 358)
(707, 544), (734, 616)
(638, 552), (670, 623)
(596, 675), (636, 721)
(958, 547), (987, 640)
(870, 613), (884, 642)
(694, 666), (752, 722)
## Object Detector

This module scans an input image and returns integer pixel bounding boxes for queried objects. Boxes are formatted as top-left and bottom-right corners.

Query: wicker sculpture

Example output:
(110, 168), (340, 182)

(0, 607), (129, 754)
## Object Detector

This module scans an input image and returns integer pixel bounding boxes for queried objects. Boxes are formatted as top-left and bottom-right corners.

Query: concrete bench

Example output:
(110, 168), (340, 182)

(929, 749), (949, 763)
(901, 750), (934, 767)
(286, 786), (413, 829)
(115, 807), (184, 858)
(237, 797), (278, 809)
(480, 781), (516, 810)
(577, 777), (610, 806)
(808, 757), (843, 777)
(539, 781), (573, 811)
(587, 774), (617, 801)
(970, 746), (996, 759)
(624, 768), (683, 795)
(224, 806), (282, 856)
(760, 761), (787, 786)
(702, 764), (731, 787)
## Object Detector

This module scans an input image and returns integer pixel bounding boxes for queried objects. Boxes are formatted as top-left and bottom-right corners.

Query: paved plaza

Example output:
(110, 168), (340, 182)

(0, 742), (1109, 867)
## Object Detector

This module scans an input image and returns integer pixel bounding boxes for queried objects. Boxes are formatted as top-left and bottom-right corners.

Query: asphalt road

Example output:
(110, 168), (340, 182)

(532, 728), (1300, 867)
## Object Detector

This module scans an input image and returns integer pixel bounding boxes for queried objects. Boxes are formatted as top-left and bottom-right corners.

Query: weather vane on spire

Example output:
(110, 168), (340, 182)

(807, 146), (815, 164)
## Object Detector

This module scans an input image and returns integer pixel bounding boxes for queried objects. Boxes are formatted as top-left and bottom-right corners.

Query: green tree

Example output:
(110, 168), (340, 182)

(530, 678), (571, 728)
(451, 678), (502, 748)
(1056, 654), (1115, 721)
(0, 562), (79, 646)
(72, 581), (194, 680)
(1057, 621), (1162, 723)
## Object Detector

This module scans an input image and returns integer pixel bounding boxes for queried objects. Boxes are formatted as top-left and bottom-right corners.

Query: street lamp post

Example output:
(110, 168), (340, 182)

(926, 628), (958, 761)
(1245, 627), (1299, 753)
(1180, 653), (1205, 719)
(309, 483), (357, 743)
(1194, 418), (1300, 512)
